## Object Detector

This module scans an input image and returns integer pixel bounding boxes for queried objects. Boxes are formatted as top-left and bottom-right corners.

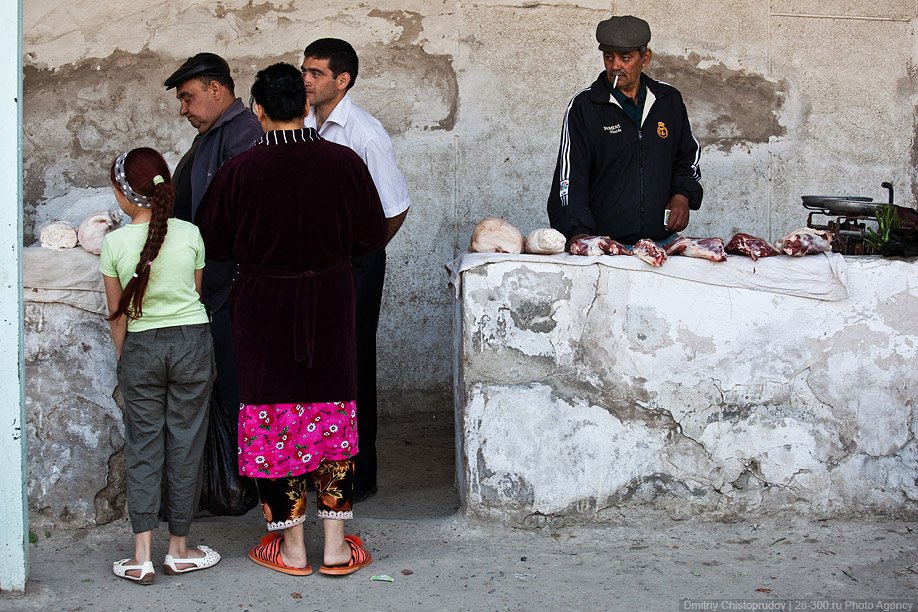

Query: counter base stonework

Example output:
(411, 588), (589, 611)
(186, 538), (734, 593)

(25, 302), (125, 528)
(452, 254), (917, 526)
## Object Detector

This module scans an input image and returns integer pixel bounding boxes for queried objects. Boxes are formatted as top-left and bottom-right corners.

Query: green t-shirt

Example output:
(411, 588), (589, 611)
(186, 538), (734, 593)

(99, 218), (209, 332)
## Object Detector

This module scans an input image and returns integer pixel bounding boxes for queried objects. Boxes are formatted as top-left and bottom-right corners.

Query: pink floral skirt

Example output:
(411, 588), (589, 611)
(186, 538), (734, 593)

(238, 400), (358, 478)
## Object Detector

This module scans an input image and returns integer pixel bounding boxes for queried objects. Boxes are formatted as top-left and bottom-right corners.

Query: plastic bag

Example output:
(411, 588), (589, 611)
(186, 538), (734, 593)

(197, 386), (259, 516)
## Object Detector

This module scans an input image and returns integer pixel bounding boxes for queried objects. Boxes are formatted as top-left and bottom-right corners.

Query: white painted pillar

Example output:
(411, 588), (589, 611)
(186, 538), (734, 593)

(0, 0), (27, 593)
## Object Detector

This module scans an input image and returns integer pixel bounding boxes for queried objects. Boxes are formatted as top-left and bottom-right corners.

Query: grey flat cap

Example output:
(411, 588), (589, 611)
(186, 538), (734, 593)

(164, 52), (231, 89)
(596, 15), (651, 52)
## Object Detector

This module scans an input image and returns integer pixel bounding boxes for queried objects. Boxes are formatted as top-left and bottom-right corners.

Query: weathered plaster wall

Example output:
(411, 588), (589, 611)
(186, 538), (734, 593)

(24, 303), (125, 528)
(455, 257), (918, 525)
(23, 1), (918, 413)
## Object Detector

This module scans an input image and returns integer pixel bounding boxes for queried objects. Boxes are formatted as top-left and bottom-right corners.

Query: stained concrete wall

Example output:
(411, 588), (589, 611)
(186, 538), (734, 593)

(454, 256), (918, 525)
(22, 1), (918, 413)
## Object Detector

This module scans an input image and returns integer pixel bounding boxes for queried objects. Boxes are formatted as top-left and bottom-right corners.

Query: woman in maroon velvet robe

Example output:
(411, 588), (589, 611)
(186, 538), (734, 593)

(196, 62), (385, 576)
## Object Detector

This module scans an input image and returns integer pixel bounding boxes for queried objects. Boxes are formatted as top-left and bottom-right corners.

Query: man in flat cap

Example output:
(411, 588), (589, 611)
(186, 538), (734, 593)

(165, 52), (263, 515)
(547, 15), (702, 248)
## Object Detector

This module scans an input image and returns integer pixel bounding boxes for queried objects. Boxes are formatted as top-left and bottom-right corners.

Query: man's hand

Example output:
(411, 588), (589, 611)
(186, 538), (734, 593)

(386, 209), (408, 244)
(665, 195), (690, 232)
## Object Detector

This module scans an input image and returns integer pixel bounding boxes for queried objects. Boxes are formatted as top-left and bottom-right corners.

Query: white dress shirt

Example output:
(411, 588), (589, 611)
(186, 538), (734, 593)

(306, 93), (410, 219)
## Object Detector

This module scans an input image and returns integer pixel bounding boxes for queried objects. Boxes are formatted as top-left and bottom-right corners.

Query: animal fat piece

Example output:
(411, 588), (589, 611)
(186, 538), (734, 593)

(78, 210), (120, 255)
(524, 228), (566, 254)
(632, 239), (667, 266)
(470, 217), (524, 254)
(39, 221), (78, 250)
(725, 233), (780, 261)
(664, 236), (727, 262)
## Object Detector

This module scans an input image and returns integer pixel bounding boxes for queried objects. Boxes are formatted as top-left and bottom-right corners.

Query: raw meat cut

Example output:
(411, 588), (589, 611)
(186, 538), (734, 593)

(632, 239), (667, 266)
(470, 217), (524, 254)
(664, 236), (727, 262)
(39, 221), (78, 250)
(725, 233), (780, 261)
(775, 228), (833, 256)
(569, 236), (632, 256)
(524, 228), (566, 254)
(602, 239), (632, 256)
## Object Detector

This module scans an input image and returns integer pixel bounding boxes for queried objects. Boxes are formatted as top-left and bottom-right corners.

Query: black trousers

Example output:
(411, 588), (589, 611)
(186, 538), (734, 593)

(352, 248), (386, 492)
(209, 304), (239, 418)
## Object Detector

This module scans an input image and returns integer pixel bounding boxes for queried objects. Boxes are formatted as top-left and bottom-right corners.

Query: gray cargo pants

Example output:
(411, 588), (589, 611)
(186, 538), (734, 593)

(117, 323), (214, 536)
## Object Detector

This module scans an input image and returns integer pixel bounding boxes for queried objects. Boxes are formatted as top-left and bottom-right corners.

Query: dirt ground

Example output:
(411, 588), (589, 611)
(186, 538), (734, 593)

(2, 413), (916, 611)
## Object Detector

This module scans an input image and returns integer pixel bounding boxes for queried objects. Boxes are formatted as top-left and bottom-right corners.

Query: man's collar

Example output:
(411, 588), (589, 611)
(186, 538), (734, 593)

(608, 73), (646, 107)
(207, 98), (248, 133)
(324, 92), (352, 128)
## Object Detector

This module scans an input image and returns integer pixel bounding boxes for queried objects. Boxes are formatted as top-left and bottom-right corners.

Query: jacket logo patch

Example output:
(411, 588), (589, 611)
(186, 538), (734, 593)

(603, 124), (622, 134)
(657, 122), (669, 138)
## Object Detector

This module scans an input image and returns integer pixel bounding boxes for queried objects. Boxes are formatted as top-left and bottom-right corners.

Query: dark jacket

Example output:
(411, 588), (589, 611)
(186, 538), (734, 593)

(195, 128), (387, 404)
(191, 98), (263, 309)
(547, 73), (703, 244)
(191, 98), (263, 219)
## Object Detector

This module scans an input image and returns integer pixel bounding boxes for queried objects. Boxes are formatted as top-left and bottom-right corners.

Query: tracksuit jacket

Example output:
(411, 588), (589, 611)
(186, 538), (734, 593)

(547, 72), (703, 244)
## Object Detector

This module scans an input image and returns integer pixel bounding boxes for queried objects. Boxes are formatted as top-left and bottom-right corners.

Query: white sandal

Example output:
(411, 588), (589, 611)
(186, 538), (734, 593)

(113, 559), (155, 585)
(163, 544), (221, 575)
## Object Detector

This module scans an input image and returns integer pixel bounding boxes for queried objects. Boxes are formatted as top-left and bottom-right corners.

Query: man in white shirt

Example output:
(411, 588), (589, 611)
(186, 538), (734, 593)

(302, 38), (410, 502)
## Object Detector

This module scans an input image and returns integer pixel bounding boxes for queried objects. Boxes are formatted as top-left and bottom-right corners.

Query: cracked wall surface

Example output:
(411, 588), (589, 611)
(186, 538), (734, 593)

(456, 258), (918, 525)
(25, 303), (125, 528)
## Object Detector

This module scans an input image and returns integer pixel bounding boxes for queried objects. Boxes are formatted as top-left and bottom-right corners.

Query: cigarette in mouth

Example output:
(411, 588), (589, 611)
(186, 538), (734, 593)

(613, 74), (619, 89)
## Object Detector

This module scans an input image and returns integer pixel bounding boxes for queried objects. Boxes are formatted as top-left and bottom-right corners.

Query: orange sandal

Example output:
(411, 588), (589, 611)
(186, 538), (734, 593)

(319, 534), (373, 576)
(248, 532), (313, 576)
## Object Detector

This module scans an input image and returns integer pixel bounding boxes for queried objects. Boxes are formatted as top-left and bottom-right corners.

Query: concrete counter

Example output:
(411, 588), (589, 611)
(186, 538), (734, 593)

(24, 247), (124, 528)
(451, 253), (917, 526)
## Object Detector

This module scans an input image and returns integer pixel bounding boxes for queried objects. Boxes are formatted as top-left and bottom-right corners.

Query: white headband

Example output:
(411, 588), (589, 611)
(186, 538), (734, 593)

(114, 152), (153, 208)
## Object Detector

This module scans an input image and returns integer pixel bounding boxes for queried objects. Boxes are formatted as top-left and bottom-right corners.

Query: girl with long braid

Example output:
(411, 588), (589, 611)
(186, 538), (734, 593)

(100, 147), (221, 585)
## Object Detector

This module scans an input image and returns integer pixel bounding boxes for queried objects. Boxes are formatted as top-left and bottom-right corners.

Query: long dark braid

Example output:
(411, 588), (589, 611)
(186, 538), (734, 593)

(107, 148), (175, 321)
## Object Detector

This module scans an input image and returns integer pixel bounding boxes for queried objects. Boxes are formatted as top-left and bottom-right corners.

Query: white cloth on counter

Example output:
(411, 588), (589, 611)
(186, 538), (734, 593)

(446, 251), (850, 301)
(24, 246), (107, 315)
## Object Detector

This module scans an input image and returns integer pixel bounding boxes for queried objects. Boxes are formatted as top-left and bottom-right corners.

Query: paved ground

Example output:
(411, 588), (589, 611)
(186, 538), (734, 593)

(2, 413), (916, 611)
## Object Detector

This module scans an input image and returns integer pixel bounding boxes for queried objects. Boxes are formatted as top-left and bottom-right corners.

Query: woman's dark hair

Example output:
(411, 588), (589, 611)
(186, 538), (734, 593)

(303, 38), (359, 90)
(250, 63), (307, 122)
(108, 147), (174, 321)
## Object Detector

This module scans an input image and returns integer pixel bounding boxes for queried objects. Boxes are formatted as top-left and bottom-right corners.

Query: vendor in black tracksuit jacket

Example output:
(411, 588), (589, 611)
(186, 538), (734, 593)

(547, 15), (703, 246)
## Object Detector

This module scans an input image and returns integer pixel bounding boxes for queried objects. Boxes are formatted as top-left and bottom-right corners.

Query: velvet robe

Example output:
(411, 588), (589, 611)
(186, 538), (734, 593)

(196, 128), (387, 405)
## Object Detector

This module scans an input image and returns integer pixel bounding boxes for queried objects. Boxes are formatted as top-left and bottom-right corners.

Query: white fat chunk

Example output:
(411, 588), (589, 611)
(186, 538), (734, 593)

(470, 217), (524, 254)
(78, 210), (121, 255)
(524, 228), (566, 254)
(39, 221), (79, 250)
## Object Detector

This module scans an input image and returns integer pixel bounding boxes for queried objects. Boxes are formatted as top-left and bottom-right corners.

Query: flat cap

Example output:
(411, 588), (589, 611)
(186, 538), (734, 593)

(596, 15), (651, 52)
(164, 52), (231, 89)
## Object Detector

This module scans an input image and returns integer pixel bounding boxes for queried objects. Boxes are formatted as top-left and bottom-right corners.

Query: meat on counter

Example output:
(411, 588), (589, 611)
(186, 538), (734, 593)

(39, 221), (78, 251)
(524, 228), (566, 254)
(569, 236), (632, 256)
(632, 239), (667, 266)
(725, 233), (781, 261)
(776, 228), (834, 256)
(470, 217), (524, 254)
(664, 237), (727, 262)
(78, 210), (120, 255)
